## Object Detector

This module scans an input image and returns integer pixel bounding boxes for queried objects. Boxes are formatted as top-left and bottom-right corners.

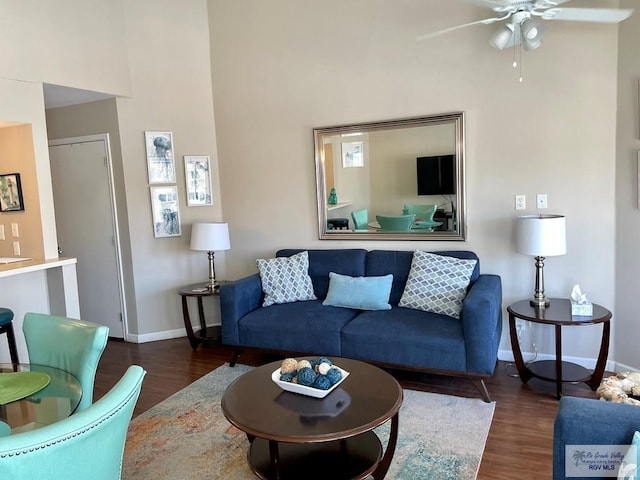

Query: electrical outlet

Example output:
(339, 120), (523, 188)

(536, 193), (548, 209)
(13, 241), (20, 256)
(515, 195), (526, 210)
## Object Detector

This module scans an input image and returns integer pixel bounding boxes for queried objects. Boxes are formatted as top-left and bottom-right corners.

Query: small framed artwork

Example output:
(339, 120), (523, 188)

(145, 131), (176, 184)
(341, 141), (364, 168)
(184, 155), (213, 206)
(0, 173), (25, 212)
(150, 186), (181, 237)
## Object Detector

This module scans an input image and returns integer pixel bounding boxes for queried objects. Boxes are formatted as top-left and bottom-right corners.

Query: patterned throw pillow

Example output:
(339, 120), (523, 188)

(399, 251), (477, 319)
(256, 251), (317, 307)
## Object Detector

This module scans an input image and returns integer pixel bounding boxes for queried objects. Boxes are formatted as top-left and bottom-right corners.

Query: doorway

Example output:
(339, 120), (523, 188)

(48, 134), (126, 338)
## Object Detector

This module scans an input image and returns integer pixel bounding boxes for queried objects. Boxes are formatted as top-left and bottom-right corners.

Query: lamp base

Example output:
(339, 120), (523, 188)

(206, 281), (221, 292)
(530, 296), (550, 308)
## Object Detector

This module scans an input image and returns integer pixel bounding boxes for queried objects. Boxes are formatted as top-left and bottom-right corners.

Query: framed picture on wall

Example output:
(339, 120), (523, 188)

(150, 185), (181, 237)
(0, 173), (25, 212)
(145, 131), (176, 184)
(341, 141), (364, 168)
(184, 155), (213, 206)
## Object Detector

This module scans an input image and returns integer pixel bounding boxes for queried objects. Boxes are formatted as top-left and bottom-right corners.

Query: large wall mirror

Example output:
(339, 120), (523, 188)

(314, 112), (466, 241)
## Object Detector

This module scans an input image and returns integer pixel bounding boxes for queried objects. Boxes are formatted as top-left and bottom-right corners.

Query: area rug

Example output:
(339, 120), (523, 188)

(123, 364), (495, 480)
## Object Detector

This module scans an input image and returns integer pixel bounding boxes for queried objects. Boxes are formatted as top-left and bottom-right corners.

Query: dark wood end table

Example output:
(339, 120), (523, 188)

(178, 282), (225, 349)
(221, 357), (403, 480)
(508, 298), (611, 399)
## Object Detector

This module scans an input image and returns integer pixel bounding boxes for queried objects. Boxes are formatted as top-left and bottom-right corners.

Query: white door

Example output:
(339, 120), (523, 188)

(48, 135), (125, 338)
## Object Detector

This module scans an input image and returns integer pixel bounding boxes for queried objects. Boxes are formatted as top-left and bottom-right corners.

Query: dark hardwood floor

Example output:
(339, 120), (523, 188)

(95, 337), (600, 480)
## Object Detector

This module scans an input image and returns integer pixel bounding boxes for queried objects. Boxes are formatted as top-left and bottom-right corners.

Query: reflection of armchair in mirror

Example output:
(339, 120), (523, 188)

(376, 214), (416, 231)
(351, 209), (369, 231)
(314, 112), (466, 241)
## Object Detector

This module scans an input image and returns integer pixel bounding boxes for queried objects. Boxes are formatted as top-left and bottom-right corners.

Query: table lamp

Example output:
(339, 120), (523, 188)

(516, 214), (566, 308)
(190, 222), (230, 291)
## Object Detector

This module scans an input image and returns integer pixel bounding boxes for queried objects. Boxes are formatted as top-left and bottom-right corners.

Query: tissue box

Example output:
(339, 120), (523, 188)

(571, 301), (593, 317)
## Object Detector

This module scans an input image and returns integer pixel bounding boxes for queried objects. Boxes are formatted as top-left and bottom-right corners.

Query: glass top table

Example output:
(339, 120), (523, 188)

(0, 363), (82, 436)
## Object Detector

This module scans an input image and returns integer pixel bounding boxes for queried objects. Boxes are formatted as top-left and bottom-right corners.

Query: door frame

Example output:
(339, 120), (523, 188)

(48, 133), (128, 339)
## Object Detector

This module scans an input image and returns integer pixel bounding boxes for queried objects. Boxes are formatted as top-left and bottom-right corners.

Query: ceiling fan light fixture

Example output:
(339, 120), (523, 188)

(489, 24), (514, 50)
(521, 18), (545, 50)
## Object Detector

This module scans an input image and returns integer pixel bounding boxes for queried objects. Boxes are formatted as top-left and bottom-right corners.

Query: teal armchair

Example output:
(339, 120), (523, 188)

(22, 313), (109, 411)
(0, 365), (145, 480)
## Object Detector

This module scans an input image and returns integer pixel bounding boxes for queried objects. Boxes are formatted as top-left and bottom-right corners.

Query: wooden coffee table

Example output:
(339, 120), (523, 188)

(221, 357), (403, 480)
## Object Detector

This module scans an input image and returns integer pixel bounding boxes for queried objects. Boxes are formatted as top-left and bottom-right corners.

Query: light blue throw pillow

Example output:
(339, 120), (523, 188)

(322, 272), (393, 311)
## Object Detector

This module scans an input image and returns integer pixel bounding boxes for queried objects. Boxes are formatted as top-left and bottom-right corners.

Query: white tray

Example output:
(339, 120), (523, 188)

(271, 366), (349, 399)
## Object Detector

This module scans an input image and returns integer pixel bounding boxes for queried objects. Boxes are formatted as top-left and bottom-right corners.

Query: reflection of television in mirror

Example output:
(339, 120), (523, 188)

(416, 155), (455, 195)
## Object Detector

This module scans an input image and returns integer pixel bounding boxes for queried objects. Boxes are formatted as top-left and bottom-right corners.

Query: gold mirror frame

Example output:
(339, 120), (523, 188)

(314, 112), (466, 241)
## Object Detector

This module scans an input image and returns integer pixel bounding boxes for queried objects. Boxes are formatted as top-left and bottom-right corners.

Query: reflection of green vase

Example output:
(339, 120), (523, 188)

(328, 188), (338, 205)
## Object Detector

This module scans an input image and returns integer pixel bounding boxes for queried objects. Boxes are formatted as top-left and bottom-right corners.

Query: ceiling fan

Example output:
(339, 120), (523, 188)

(417, 1), (633, 51)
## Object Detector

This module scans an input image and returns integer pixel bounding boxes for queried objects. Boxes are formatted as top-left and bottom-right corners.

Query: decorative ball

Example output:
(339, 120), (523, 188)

(297, 367), (316, 386)
(325, 367), (342, 385)
(309, 358), (319, 369)
(279, 372), (295, 382)
(317, 362), (331, 375)
(297, 360), (312, 371)
(280, 358), (298, 374)
(313, 375), (332, 390)
(291, 376), (298, 384)
(317, 356), (332, 367)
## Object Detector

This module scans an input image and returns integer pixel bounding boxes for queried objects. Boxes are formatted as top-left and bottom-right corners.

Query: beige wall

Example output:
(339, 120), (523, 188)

(0, 124), (44, 258)
(615, 0), (640, 371)
(113, 0), (224, 338)
(0, 0), (131, 98)
(209, 0), (623, 366)
(1, 0), (223, 339)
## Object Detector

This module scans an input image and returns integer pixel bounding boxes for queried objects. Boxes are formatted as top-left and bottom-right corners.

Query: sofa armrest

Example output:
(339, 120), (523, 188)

(220, 273), (263, 345)
(460, 274), (502, 375)
(553, 396), (640, 480)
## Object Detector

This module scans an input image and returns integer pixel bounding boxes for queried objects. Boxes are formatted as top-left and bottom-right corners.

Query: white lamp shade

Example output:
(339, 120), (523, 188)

(190, 222), (230, 251)
(517, 215), (566, 257)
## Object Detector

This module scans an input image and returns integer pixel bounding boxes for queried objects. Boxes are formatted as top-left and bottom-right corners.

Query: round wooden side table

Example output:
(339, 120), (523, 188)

(508, 298), (611, 399)
(178, 282), (225, 349)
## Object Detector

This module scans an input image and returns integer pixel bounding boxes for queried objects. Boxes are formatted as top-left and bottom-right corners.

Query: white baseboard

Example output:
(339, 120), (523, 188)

(498, 348), (618, 373)
(125, 328), (187, 344)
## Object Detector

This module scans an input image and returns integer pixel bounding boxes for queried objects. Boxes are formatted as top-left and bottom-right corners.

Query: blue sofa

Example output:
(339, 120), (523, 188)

(220, 249), (503, 401)
(554, 396), (640, 479)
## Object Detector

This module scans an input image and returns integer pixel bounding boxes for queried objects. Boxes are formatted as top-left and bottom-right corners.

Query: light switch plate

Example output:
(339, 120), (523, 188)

(13, 241), (20, 256)
(0, 225), (4, 240)
(536, 193), (548, 209)
(11, 223), (19, 237)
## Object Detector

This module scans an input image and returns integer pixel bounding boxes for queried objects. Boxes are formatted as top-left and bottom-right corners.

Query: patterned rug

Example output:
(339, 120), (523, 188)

(123, 364), (495, 480)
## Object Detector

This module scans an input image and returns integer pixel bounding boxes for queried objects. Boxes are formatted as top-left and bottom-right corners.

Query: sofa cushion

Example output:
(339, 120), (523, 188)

(277, 249), (367, 299)
(237, 300), (359, 355)
(322, 272), (393, 311)
(256, 251), (316, 307)
(399, 251), (477, 319)
(340, 307), (466, 372)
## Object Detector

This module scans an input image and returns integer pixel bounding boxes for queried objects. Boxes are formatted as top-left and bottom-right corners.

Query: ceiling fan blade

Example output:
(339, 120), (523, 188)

(416, 15), (508, 41)
(541, 7), (633, 23)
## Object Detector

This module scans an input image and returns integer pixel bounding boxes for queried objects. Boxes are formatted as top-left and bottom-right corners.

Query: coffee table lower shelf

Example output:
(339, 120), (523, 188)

(248, 431), (382, 480)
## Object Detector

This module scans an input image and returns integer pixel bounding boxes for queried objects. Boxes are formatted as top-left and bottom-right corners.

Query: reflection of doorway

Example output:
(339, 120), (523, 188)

(48, 134), (126, 338)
